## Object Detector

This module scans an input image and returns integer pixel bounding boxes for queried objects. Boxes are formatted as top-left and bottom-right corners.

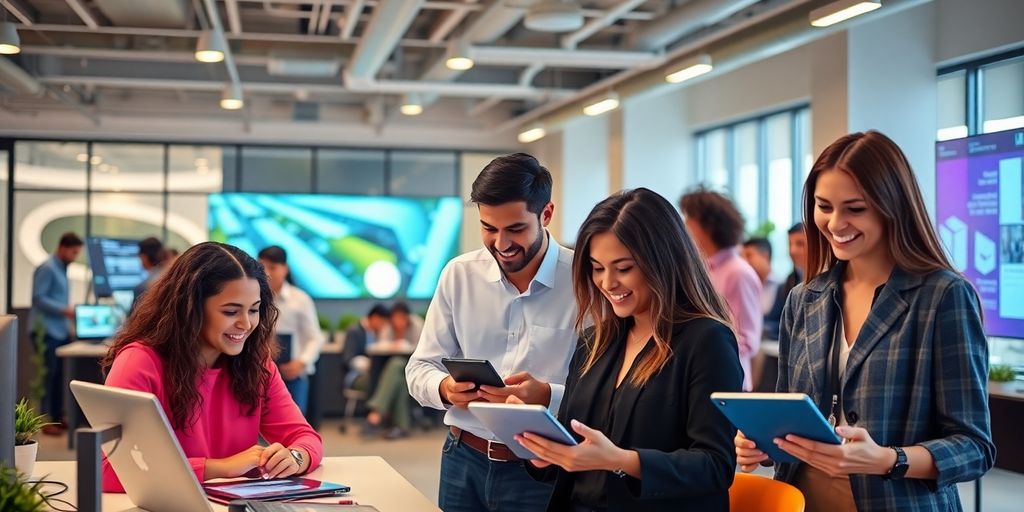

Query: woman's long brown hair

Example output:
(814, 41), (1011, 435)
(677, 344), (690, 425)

(803, 131), (955, 280)
(102, 242), (280, 431)
(573, 188), (733, 387)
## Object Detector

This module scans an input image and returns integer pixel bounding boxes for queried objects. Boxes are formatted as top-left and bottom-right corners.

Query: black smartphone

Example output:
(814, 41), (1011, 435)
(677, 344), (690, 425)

(441, 358), (506, 389)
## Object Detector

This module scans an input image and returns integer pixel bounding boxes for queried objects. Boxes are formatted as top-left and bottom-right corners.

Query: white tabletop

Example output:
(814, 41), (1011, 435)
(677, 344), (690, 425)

(56, 341), (111, 358)
(34, 456), (439, 512)
(365, 342), (414, 356)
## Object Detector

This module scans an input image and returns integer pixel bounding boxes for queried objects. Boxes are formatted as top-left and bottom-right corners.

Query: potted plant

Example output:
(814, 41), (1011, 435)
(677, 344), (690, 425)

(0, 466), (47, 511)
(318, 313), (332, 344)
(990, 364), (1016, 383)
(14, 399), (52, 479)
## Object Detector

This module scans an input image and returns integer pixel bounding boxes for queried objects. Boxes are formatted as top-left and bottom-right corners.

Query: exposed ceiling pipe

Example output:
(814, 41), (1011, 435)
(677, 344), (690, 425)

(340, 0), (364, 40)
(19, 22), (447, 48)
(562, 0), (647, 49)
(519, 63), (543, 86)
(468, 96), (502, 117)
(0, 54), (42, 95)
(500, 0), (932, 135)
(428, 0), (478, 44)
(2, 0), (35, 25)
(224, 0), (242, 35)
(308, 1), (324, 34)
(630, 0), (761, 50)
(416, 1), (530, 108)
(20, 45), (281, 66)
(38, 74), (574, 100)
(316, 1), (334, 34)
(344, 0), (425, 81)
(200, 0), (242, 103)
(471, 45), (660, 69)
(65, 0), (99, 29)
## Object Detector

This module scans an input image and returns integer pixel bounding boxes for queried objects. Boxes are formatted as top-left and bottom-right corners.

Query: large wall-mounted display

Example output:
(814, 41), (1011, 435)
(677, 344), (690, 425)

(936, 128), (1024, 339)
(208, 194), (462, 299)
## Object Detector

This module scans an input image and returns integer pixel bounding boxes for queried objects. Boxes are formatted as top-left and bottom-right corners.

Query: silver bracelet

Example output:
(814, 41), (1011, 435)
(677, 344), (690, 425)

(611, 468), (627, 478)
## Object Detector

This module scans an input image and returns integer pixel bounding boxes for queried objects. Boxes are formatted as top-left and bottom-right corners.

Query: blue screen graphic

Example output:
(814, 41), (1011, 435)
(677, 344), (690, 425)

(208, 194), (462, 299)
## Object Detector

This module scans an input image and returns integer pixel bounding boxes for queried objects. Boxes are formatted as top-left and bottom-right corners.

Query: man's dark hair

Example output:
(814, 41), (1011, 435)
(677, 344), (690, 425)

(678, 187), (746, 250)
(743, 237), (772, 259)
(391, 302), (411, 315)
(367, 303), (391, 319)
(470, 153), (552, 215)
(257, 245), (287, 265)
(138, 237), (165, 265)
(58, 232), (83, 248)
(788, 222), (805, 235)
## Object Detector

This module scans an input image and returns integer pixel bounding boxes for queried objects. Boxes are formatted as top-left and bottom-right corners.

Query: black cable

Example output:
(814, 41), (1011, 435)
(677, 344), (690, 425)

(29, 479), (78, 512)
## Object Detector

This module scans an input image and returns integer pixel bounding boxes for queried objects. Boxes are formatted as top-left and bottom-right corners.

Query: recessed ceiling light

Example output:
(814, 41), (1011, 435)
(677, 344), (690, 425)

(810, 0), (881, 28)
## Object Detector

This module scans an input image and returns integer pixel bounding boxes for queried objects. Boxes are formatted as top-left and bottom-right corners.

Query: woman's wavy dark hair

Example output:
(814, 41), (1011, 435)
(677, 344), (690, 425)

(573, 188), (733, 387)
(102, 242), (279, 431)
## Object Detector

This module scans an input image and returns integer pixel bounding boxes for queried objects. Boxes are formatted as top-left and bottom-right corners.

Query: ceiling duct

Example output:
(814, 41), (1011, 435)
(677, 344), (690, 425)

(525, 0), (584, 33)
(92, 0), (189, 29)
(630, 0), (762, 50)
(268, 51), (342, 77)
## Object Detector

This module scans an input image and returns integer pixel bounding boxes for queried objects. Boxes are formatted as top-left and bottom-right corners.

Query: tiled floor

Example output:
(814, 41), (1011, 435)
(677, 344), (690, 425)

(37, 419), (1022, 511)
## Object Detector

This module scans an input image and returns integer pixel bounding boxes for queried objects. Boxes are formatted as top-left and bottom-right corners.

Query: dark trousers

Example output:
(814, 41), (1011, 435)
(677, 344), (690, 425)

(41, 334), (69, 421)
(439, 430), (553, 512)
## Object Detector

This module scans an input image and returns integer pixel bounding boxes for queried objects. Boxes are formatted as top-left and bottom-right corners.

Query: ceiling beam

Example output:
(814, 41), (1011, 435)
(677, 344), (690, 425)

(224, 0), (242, 35)
(65, 0), (99, 29)
(1, 0), (34, 25)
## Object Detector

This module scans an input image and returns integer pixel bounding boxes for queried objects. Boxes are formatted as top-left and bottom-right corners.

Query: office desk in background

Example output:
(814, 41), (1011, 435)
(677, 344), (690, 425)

(55, 340), (109, 449)
(34, 456), (439, 512)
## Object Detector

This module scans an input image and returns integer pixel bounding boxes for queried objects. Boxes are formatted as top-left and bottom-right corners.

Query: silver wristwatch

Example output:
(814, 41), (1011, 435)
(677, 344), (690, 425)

(289, 448), (304, 469)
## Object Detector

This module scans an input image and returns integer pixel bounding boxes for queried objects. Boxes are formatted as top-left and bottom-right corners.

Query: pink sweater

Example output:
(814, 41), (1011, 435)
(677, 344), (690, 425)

(102, 342), (324, 492)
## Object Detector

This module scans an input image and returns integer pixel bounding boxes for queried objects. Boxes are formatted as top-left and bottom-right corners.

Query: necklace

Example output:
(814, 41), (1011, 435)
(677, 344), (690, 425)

(629, 328), (652, 346)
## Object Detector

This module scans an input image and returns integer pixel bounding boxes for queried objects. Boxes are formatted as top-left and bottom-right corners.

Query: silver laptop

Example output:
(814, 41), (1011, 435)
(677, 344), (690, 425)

(70, 380), (214, 512)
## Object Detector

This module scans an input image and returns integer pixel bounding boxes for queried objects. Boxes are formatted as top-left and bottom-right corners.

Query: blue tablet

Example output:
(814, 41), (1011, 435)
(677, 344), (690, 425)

(710, 392), (842, 464)
(467, 402), (578, 459)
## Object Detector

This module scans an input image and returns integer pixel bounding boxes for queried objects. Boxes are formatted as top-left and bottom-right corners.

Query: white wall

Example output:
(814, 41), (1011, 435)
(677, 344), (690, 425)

(560, 115), (610, 244)
(847, 2), (938, 212)
(622, 87), (692, 203)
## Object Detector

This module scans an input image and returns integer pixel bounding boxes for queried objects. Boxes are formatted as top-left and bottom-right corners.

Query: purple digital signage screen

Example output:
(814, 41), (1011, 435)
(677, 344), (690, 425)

(936, 128), (1024, 339)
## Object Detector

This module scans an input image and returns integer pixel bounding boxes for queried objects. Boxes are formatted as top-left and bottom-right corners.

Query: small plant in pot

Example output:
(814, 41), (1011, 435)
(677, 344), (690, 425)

(14, 398), (53, 480)
(0, 466), (47, 512)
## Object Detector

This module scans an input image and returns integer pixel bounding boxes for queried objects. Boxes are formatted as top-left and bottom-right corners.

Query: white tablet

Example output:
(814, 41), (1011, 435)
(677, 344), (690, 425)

(467, 402), (578, 459)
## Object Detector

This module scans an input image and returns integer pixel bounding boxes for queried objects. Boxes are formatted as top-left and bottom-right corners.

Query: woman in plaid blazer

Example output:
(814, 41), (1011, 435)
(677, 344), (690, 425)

(735, 131), (995, 511)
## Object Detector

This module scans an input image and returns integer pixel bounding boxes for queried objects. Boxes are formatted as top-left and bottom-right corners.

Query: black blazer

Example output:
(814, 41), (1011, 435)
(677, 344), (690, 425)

(534, 317), (744, 512)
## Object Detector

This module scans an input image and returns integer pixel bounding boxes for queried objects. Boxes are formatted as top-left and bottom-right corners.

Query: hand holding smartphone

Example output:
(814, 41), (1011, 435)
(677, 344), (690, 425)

(441, 358), (505, 389)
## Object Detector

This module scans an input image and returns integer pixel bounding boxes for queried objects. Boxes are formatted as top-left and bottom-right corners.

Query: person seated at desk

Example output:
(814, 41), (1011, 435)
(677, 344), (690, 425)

(514, 188), (743, 512)
(100, 242), (323, 492)
(364, 302), (423, 439)
(341, 304), (391, 373)
(259, 245), (325, 416)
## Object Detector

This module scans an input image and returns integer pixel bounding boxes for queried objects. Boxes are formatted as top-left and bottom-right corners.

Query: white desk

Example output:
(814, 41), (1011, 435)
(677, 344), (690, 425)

(35, 456), (439, 512)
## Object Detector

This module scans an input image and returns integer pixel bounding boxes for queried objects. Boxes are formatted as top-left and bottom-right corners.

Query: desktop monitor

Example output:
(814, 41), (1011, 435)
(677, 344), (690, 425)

(0, 315), (16, 471)
(74, 305), (121, 341)
(86, 237), (144, 298)
(936, 128), (1024, 338)
(69, 381), (213, 512)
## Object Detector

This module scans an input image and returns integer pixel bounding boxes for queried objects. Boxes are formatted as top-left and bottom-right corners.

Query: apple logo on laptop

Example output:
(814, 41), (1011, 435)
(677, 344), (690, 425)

(130, 445), (150, 472)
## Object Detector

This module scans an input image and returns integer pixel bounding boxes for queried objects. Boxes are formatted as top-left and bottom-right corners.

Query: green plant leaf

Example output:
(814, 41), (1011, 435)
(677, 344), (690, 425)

(0, 466), (48, 512)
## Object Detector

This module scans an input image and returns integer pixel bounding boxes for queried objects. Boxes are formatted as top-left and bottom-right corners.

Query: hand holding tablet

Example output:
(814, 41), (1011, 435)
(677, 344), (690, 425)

(712, 392), (841, 464)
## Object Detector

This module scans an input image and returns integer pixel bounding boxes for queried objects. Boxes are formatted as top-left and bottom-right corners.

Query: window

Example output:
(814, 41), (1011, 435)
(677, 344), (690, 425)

(317, 149), (386, 195)
(938, 48), (1024, 139)
(693, 106), (811, 272)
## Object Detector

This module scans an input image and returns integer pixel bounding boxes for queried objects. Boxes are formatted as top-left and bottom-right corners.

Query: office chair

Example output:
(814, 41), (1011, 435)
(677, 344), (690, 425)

(729, 473), (805, 512)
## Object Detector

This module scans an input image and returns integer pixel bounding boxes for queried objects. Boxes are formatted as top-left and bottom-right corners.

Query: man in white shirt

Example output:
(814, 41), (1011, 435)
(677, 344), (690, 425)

(406, 153), (577, 512)
(259, 246), (325, 415)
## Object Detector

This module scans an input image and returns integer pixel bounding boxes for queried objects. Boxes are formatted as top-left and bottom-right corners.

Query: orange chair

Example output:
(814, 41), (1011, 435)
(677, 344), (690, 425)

(729, 472), (805, 512)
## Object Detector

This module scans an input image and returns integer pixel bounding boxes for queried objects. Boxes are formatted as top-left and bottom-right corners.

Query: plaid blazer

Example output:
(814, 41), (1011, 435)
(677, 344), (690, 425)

(774, 263), (995, 511)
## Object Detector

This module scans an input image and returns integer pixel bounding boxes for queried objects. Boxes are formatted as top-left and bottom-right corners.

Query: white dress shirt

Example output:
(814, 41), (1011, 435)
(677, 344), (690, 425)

(406, 232), (578, 441)
(274, 282), (325, 375)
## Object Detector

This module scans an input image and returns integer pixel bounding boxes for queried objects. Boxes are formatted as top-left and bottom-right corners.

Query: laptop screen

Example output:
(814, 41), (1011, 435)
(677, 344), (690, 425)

(75, 304), (120, 340)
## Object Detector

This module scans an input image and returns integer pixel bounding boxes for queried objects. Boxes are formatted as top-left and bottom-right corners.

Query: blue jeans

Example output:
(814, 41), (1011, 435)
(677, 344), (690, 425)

(284, 375), (309, 415)
(439, 430), (553, 512)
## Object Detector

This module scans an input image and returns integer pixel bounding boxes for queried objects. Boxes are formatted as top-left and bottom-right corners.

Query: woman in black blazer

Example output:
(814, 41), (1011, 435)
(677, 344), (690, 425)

(514, 188), (744, 512)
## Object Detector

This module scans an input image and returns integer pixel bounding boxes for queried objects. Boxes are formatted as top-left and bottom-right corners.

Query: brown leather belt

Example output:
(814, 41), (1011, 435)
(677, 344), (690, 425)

(450, 426), (521, 463)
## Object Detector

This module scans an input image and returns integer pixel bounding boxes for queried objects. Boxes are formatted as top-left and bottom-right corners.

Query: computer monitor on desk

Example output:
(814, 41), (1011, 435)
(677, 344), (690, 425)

(0, 316), (16, 471)
(74, 305), (121, 342)
(70, 380), (214, 512)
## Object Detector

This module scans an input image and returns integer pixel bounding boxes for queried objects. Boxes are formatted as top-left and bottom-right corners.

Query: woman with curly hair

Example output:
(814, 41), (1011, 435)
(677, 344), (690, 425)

(100, 242), (323, 492)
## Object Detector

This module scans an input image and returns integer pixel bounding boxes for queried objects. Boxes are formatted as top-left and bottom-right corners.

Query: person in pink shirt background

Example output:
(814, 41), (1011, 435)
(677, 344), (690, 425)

(100, 241), (323, 492)
(679, 188), (763, 391)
